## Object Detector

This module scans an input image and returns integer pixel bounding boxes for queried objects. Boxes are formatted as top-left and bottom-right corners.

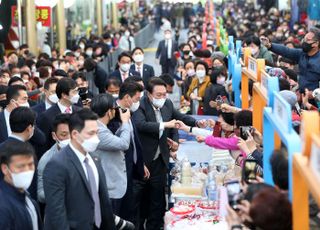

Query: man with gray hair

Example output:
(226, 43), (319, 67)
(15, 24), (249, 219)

(261, 27), (320, 94)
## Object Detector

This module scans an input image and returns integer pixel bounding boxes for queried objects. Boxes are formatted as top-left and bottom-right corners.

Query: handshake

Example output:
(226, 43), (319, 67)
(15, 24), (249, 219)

(164, 119), (215, 130)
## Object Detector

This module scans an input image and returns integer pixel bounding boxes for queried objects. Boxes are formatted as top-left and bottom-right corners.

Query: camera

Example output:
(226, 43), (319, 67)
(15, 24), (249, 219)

(215, 95), (228, 106)
(242, 159), (258, 184)
(240, 126), (253, 140)
(225, 180), (242, 211)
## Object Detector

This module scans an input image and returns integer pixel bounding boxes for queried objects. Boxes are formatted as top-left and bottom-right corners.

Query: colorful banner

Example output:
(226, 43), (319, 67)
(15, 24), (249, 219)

(11, 6), (51, 27)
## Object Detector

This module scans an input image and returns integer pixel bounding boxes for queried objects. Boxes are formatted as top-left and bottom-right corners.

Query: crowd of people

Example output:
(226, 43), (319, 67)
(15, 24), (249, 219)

(0, 1), (319, 230)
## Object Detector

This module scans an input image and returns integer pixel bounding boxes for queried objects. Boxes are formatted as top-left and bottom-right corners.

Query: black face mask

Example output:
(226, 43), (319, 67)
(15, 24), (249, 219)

(302, 41), (315, 53)
(183, 50), (190, 55)
(0, 100), (7, 109)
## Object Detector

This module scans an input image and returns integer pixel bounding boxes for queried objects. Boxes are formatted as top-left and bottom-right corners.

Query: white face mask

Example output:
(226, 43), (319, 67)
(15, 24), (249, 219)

(79, 44), (85, 50)
(75, 52), (80, 58)
(217, 76), (226, 85)
(40, 78), (47, 85)
(165, 33), (172, 40)
(78, 60), (84, 66)
(86, 50), (93, 57)
(8, 168), (35, 190)
(196, 70), (206, 82)
(31, 66), (37, 73)
(152, 97), (166, 109)
(58, 138), (70, 149)
(187, 69), (195, 76)
(120, 63), (131, 72)
(125, 31), (130, 37)
(70, 94), (80, 104)
(28, 126), (35, 140)
(19, 102), (30, 108)
(140, 91), (144, 98)
(130, 101), (140, 112)
(251, 47), (258, 56)
(80, 135), (100, 152)
(133, 54), (144, 63)
(48, 94), (59, 104)
(112, 94), (119, 99)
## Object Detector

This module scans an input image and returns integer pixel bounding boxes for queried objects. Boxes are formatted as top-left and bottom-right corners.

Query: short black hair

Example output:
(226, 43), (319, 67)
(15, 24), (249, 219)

(72, 72), (87, 82)
(69, 108), (98, 133)
(52, 113), (71, 133)
(0, 140), (35, 166)
(56, 78), (77, 99)
(270, 149), (288, 190)
(8, 76), (24, 86)
(106, 77), (121, 89)
(83, 58), (97, 72)
(10, 107), (36, 133)
(118, 51), (132, 62)
(159, 74), (174, 87)
(234, 110), (252, 128)
(279, 78), (290, 91)
(248, 36), (261, 47)
(44, 77), (59, 90)
(123, 75), (144, 84)
(90, 94), (115, 118)
(119, 82), (144, 99)
(146, 77), (167, 93)
(219, 111), (235, 126)
(131, 47), (144, 55)
(283, 69), (297, 82)
(6, 85), (27, 102)
(53, 69), (68, 78)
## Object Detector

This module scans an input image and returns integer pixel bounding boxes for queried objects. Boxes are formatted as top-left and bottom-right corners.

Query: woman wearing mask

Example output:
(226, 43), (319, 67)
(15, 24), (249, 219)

(119, 29), (136, 51)
(203, 69), (229, 116)
(187, 60), (211, 115)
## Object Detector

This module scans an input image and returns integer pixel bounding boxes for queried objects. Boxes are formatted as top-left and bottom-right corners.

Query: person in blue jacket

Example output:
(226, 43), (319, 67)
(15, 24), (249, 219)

(261, 27), (320, 94)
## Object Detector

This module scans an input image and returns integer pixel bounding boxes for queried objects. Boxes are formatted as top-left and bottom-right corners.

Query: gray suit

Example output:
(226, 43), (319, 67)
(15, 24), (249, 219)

(93, 120), (131, 199)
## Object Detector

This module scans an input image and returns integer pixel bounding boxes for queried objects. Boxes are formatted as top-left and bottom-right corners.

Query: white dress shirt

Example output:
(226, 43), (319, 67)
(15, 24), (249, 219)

(45, 100), (52, 110)
(69, 143), (99, 190)
(166, 39), (172, 59)
(25, 196), (39, 230)
(57, 101), (72, 114)
(120, 69), (129, 82)
(4, 108), (11, 136)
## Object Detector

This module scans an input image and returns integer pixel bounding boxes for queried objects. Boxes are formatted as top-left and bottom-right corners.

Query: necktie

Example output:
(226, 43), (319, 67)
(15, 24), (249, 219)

(65, 107), (71, 114)
(137, 66), (142, 77)
(128, 38), (132, 51)
(84, 157), (101, 228)
(154, 109), (163, 138)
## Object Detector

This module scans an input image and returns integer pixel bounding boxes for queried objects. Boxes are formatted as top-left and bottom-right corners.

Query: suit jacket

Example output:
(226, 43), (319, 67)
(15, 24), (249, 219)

(37, 104), (81, 153)
(94, 65), (108, 94)
(43, 145), (116, 230)
(130, 64), (155, 87)
(0, 180), (43, 230)
(108, 69), (141, 84)
(32, 102), (46, 116)
(0, 111), (46, 146)
(156, 39), (179, 66)
(92, 121), (131, 199)
(132, 96), (198, 167)
(108, 118), (144, 181)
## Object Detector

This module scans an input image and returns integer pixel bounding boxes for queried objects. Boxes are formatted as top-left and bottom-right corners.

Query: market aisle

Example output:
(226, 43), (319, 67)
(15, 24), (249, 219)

(143, 29), (189, 76)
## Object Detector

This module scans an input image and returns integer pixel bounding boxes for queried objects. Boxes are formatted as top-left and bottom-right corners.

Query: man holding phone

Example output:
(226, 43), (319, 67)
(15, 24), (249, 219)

(261, 27), (320, 94)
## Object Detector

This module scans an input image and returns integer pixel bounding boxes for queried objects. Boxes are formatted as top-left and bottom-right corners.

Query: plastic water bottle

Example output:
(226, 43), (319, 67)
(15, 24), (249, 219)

(206, 174), (217, 201)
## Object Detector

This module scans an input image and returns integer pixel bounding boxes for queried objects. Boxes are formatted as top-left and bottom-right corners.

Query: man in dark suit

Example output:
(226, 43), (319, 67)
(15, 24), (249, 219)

(37, 78), (81, 153)
(43, 109), (116, 230)
(132, 78), (205, 229)
(83, 58), (108, 94)
(131, 47), (155, 87)
(109, 52), (140, 84)
(156, 28), (179, 75)
(0, 140), (43, 230)
(0, 85), (45, 145)
(32, 77), (59, 116)
(108, 82), (146, 223)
